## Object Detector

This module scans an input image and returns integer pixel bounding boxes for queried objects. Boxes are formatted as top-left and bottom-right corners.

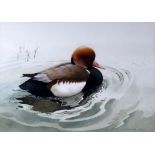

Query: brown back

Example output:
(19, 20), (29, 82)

(40, 63), (89, 87)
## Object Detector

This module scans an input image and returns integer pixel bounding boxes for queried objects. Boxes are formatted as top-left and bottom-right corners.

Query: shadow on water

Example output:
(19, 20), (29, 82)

(16, 96), (71, 113)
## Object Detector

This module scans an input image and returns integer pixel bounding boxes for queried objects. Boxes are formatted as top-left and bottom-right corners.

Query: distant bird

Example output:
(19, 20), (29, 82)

(19, 46), (105, 98)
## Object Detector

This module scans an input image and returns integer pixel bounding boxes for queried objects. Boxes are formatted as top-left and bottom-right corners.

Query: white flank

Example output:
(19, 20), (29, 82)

(50, 82), (86, 97)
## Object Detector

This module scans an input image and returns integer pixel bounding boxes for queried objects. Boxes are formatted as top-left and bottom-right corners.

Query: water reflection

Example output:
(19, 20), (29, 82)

(16, 96), (71, 113)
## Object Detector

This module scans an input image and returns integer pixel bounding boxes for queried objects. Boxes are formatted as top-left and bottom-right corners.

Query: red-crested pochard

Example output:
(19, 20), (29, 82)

(19, 46), (104, 97)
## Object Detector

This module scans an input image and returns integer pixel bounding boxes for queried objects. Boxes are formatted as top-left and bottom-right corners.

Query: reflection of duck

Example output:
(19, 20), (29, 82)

(16, 96), (71, 113)
(19, 46), (105, 97)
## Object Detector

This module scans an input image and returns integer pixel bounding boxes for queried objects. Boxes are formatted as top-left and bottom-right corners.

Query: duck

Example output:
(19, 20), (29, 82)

(19, 46), (105, 98)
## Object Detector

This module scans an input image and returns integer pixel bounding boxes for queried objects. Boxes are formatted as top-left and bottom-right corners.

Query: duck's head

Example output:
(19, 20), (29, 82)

(71, 46), (105, 69)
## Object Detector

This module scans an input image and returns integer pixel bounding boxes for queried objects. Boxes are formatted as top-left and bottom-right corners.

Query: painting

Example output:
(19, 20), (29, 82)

(0, 23), (155, 131)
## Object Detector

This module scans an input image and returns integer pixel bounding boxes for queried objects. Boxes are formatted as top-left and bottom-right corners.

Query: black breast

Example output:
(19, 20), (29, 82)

(82, 68), (103, 92)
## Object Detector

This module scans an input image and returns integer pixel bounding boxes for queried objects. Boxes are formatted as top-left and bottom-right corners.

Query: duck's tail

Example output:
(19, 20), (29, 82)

(22, 73), (38, 77)
(19, 79), (52, 97)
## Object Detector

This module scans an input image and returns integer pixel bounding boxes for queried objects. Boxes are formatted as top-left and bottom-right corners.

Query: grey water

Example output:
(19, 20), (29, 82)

(0, 23), (155, 131)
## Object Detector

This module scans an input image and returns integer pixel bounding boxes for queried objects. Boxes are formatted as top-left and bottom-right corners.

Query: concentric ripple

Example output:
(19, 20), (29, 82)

(0, 57), (139, 131)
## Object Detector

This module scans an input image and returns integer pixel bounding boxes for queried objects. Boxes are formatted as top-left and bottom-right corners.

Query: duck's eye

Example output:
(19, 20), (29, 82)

(86, 57), (93, 61)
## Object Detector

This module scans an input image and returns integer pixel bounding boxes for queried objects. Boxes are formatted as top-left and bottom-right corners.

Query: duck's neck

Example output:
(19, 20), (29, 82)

(71, 58), (75, 64)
